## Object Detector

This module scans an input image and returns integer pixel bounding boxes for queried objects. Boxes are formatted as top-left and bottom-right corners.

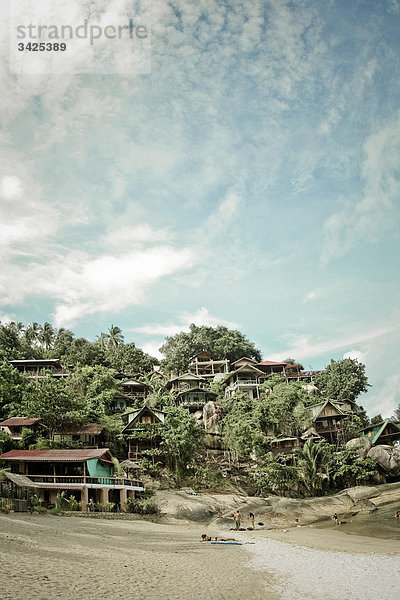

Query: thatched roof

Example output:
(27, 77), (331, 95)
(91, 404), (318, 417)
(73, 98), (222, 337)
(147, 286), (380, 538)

(120, 459), (141, 470)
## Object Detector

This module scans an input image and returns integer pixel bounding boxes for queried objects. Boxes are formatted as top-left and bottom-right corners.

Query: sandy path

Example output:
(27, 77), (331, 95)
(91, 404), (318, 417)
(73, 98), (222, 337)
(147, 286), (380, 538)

(0, 514), (277, 600)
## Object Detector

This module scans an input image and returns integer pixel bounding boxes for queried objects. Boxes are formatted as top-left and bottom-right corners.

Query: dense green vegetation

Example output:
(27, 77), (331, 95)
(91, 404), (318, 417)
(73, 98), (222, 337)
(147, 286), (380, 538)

(160, 323), (262, 373)
(0, 319), (394, 497)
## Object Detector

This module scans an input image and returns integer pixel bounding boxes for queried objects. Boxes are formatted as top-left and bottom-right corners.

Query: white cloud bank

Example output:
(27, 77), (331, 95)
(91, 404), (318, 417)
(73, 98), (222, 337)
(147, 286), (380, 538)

(321, 110), (400, 263)
(0, 216), (195, 326)
(135, 306), (239, 337)
(269, 325), (394, 362)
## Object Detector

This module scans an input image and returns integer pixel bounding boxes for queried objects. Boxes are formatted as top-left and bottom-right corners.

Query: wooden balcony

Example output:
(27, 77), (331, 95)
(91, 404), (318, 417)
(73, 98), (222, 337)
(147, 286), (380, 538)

(27, 475), (142, 487)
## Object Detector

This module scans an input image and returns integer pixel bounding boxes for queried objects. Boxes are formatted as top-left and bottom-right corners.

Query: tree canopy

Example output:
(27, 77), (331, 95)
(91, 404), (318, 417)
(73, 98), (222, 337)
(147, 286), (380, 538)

(315, 358), (369, 403)
(22, 377), (84, 440)
(160, 324), (262, 374)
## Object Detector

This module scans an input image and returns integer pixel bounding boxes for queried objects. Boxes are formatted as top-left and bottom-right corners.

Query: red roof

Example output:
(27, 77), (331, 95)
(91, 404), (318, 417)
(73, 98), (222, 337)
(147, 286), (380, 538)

(0, 449), (110, 462)
(0, 417), (41, 427)
(256, 361), (286, 366)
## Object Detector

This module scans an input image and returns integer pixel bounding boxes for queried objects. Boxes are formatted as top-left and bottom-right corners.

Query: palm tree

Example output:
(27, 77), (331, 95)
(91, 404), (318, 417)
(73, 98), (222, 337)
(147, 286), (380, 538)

(95, 332), (108, 349)
(9, 321), (25, 337)
(295, 439), (332, 496)
(106, 325), (124, 348)
(25, 322), (41, 346)
(39, 322), (55, 350)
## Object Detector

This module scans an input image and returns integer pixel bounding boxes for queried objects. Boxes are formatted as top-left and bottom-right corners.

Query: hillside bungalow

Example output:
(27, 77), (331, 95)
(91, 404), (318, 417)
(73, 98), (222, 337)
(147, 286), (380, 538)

(270, 427), (322, 455)
(122, 406), (166, 462)
(0, 417), (42, 442)
(109, 392), (132, 413)
(283, 363), (302, 380)
(9, 358), (68, 378)
(175, 387), (218, 411)
(362, 419), (400, 446)
(255, 360), (287, 376)
(53, 423), (103, 448)
(255, 360), (320, 382)
(188, 352), (229, 380)
(307, 400), (348, 444)
(231, 357), (258, 369)
(223, 364), (265, 400)
(270, 436), (301, 455)
(166, 372), (207, 393)
(0, 448), (143, 510)
(120, 378), (150, 401)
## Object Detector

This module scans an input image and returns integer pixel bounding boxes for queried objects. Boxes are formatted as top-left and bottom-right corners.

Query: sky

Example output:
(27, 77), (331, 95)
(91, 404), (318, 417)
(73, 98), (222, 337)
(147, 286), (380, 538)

(1, 0), (399, 417)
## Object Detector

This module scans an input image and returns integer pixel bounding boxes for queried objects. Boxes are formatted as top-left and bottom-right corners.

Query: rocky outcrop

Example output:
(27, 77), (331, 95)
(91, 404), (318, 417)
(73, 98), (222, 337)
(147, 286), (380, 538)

(345, 437), (372, 458)
(367, 445), (400, 476)
(203, 401), (219, 433)
(155, 481), (400, 527)
(301, 384), (320, 396)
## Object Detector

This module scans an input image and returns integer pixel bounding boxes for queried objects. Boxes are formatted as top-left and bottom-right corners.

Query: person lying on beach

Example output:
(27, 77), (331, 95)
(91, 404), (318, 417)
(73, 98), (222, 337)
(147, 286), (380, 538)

(395, 511), (400, 520)
(201, 534), (238, 542)
(332, 515), (353, 526)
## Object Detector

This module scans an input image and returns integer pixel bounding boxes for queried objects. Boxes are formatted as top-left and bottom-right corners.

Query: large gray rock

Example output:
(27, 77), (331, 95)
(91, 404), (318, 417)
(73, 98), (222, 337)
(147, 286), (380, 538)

(301, 384), (320, 396)
(204, 433), (223, 450)
(203, 401), (219, 433)
(154, 482), (400, 526)
(346, 437), (372, 458)
(367, 445), (400, 476)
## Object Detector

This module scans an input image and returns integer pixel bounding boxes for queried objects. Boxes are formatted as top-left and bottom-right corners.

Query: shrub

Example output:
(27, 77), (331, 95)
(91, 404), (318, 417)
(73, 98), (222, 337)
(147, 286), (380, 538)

(32, 505), (48, 514)
(0, 498), (12, 513)
(123, 496), (160, 515)
(48, 507), (64, 516)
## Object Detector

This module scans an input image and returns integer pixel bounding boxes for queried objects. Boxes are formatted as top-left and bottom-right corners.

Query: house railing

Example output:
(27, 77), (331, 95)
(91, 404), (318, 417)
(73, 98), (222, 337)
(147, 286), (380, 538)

(27, 475), (143, 487)
(230, 380), (259, 387)
(180, 399), (206, 406)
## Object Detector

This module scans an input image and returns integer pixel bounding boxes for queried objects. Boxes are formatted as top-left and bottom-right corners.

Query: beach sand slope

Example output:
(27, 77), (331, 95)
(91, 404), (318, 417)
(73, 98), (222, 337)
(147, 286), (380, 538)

(0, 514), (278, 600)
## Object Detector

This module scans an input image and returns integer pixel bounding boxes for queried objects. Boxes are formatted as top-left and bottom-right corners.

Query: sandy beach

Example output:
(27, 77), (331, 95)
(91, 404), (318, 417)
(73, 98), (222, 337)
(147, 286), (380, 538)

(1, 513), (399, 600)
(0, 513), (276, 600)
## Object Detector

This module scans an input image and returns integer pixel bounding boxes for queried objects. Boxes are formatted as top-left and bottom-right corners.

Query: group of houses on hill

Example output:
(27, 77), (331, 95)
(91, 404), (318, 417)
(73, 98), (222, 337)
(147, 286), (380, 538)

(1, 355), (400, 511)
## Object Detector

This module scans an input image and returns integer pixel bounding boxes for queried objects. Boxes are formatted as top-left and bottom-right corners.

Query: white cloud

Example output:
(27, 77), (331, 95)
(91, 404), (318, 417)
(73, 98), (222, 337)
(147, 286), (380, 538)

(140, 341), (164, 360)
(0, 244), (195, 327)
(135, 306), (239, 337)
(269, 325), (395, 362)
(343, 349), (367, 363)
(103, 224), (170, 250)
(303, 289), (323, 302)
(51, 246), (195, 326)
(0, 176), (22, 199)
(321, 110), (400, 263)
(367, 374), (400, 418)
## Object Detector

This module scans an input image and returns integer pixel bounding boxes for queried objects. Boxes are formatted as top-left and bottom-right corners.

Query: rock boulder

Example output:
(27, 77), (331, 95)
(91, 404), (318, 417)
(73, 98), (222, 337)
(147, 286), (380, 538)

(367, 445), (400, 476)
(345, 437), (372, 459)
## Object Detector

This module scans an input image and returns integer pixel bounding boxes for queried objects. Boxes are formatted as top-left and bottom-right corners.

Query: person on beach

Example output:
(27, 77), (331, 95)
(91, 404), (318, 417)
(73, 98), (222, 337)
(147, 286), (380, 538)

(332, 513), (352, 526)
(234, 510), (241, 530)
(395, 511), (400, 520)
(249, 512), (255, 529)
(201, 534), (237, 541)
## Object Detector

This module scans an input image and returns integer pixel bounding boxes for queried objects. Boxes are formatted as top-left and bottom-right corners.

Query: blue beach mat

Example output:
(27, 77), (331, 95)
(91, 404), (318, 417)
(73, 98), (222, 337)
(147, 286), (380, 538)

(210, 541), (242, 545)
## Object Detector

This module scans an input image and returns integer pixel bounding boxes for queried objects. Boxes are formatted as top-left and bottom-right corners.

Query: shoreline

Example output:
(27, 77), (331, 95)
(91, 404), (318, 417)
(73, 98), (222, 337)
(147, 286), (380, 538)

(236, 526), (400, 600)
(240, 523), (400, 555)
